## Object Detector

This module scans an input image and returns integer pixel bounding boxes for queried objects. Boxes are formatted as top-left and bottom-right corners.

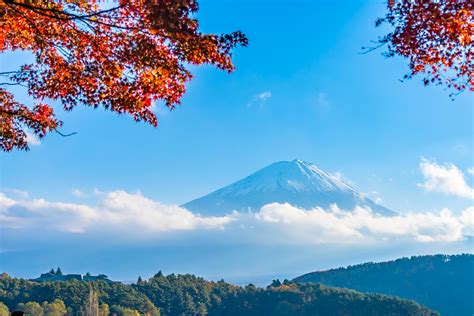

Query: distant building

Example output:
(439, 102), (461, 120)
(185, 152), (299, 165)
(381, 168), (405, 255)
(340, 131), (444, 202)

(83, 274), (110, 282)
(32, 269), (111, 283)
(0, 272), (10, 280)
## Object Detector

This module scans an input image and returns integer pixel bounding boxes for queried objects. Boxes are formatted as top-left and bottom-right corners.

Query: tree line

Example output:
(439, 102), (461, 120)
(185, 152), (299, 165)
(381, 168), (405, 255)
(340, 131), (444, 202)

(293, 254), (474, 316)
(0, 271), (438, 315)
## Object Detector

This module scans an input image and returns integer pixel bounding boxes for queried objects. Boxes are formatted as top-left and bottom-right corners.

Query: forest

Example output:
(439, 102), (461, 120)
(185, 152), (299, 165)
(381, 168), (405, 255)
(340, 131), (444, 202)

(293, 254), (474, 316)
(0, 271), (437, 316)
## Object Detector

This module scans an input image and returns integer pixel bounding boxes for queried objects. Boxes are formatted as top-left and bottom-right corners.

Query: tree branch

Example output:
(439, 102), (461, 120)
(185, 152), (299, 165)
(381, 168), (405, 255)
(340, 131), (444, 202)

(0, 82), (27, 87)
(55, 129), (77, 137)
(5, 0), (123, 21)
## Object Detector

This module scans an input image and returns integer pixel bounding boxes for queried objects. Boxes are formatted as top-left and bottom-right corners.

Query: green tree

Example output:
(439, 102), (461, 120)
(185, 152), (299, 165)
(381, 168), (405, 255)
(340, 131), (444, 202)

(143, 299), (159, 316)
(271, 279), (282, 287)
(110, 305), (140, 316)
(0, 302), (9, 316)
(85, 287), (99, 316)
(0, 268), (442, 316)
(198, 303), (207, 316)
(99, 303), (110, 316)
(122, 308), (140, 316)
(43, 299), (67, 316)
(17, 302), (43, 316)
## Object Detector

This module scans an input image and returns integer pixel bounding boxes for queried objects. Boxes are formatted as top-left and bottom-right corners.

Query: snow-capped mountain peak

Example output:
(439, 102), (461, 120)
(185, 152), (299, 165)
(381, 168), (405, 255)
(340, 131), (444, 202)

(182, 159), (395, 216)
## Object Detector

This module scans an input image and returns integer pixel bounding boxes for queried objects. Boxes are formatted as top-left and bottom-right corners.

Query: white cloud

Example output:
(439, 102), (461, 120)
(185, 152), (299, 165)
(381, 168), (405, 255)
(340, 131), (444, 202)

(459, 206), (474, 236)
(257, 91), (271, 101)
(25, 131), (41, 146)
(367, 191), (382, 204)
(93, 187), (104, 195)
(1, 190), (472, 245)
(419, 158), (474, 199)
(247, 91), (271, 107)
(468, 167), (474, 175)
(254, 203), (473, 244)
(71, 189), (85, 198)
(0, 193), (16, 209)
(99, 191), (234, 232)
(0, 190), (234, 234)
(150, 101), (172, 117)
(4, 189), (29, 199)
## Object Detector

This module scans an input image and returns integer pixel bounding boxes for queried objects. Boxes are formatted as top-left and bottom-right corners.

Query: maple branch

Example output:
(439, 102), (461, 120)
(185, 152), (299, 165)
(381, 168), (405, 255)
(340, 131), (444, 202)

(5, 4), (73, 67)
(54, 129), (77, 137)
(0, 82), (27, 87)
(5, 0), (123, 21)
(360, 42), (387, 54)
(61, 4), (123, 20)
(5, 0), (141, 32)
(5, 2), (47, 43)
(0, 108), (34, 121)
(0, 71), (21, 76)
(0, 107), (76, 138)
(1, 0), (248, 151)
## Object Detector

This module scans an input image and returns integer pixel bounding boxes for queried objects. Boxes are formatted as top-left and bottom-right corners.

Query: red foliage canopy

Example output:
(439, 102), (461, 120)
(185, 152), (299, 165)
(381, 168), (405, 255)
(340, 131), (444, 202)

(0, 0), (247, 151)
(375, 0), (473, 94)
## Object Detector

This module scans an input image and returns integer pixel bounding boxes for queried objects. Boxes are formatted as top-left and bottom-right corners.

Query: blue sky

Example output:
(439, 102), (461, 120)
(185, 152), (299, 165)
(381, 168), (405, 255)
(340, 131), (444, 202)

(0, 0), (473, 281)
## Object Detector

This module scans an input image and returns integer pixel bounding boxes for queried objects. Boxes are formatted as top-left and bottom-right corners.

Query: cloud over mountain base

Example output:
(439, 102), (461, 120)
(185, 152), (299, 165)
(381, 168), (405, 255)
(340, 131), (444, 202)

(1, 190), (473, 245)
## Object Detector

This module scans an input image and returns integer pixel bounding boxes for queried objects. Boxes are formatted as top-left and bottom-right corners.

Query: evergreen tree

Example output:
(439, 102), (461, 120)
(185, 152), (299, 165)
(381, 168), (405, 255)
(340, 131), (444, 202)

(271, 279), (282, 287)
(0, 268), (442, 316)
(16, 302), (43, 316)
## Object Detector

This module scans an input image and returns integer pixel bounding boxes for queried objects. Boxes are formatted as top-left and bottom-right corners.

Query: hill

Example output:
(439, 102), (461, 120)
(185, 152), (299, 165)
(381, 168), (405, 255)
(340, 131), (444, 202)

(0, 272), (437, 315)
(293, 254), (474, 316)
(182, 159), (395, 216)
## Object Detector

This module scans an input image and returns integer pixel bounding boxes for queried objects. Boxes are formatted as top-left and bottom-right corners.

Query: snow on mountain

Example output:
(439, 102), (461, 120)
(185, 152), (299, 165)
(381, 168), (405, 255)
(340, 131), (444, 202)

(182, 159), (396, 216)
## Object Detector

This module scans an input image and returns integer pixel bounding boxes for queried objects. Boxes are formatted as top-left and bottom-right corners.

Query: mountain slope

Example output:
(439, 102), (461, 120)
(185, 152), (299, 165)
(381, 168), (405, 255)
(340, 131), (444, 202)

(293, 254), (474, 316)
(183, 159), (395, 216)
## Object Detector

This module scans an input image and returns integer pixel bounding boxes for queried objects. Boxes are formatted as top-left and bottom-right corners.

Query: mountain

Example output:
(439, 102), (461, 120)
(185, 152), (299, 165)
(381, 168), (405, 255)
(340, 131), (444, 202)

(293, 254), (474, 316)
(182, 159), (395, 216)
(1, 272), (438, 316)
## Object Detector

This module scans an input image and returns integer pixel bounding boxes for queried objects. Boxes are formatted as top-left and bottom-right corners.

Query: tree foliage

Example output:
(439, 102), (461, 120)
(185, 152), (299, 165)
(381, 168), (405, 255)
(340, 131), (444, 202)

(17, 301), (43, 316)
(0, 272), (437, 316)
(374, 0), (473, 94)
(0, 0), (247, 151)
(43, 299), (67, 315)
(293, 254), (474, 316)
(0, 302), (8, 316)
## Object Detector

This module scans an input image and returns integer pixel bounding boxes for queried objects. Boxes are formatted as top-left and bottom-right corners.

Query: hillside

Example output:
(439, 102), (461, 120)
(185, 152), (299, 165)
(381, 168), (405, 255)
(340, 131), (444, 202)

(0, 272), (437, 316)
(293, 254), (474, 316)
(183, 159), (395, 216)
